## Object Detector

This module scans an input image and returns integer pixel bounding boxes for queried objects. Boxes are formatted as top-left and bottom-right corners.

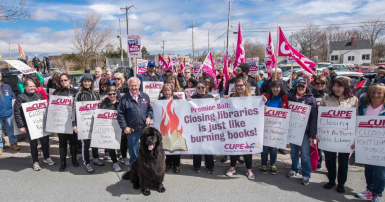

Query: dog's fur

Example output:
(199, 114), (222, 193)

(122, 127), (166, 196)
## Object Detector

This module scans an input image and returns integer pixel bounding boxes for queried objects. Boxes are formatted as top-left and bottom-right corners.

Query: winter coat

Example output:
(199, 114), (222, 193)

(260, 78), (289, 94)
(35, 86), (48, 103)
(263, 93), (289, 109)
(32, 57), (40, 67)
(312, 88), (329, 99)
(13, 92), (44, 129)
(72, 89), (101, 127)
(100, 97), (119, 110)
(319, 94), (358, 110)
(191, 94), (214, 99)
(138, 71), (164, 91)
(224, 76), (260, 95)
(0, 82), (16, 117)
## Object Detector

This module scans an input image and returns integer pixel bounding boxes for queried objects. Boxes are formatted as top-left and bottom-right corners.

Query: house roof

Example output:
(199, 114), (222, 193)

(330, 39), (371, 50)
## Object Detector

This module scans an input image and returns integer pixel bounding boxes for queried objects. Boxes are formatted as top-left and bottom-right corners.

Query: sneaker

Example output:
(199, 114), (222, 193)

(260, 165), (268, 174)
(226, 168), (236, 176)
(337, 184), (345, 193)
(11, 143), (20, 151)
(287, 170), (298, 178)
(85, 164), (95, 174)
(33, 162), (41, 171)
(278, 148), (287, 155)
(121, 157), (130, 166)
(356, 189), (373, 199)
(221, 155), (229, 163)
(113, 163), (121, 172)
(207, 169), (214, 174)
(92, 158), (105, 166)
(43, 157), (56, 165)
(246, 171), (255, 181)
(301, 177), (310, 185)
(372, 194), (381, 202)
(324, 182), (336, 189)
(193, 167), (200, 173)
(270, 165), (277, 175)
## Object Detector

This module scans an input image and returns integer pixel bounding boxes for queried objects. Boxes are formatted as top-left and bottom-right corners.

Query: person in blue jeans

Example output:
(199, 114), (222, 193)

(355, 84), (385, 202)
(287, 78), (318, 185)
(260, 80), (289, 175)
(117, 77), (152, 165)
(0, 72), (19, 155)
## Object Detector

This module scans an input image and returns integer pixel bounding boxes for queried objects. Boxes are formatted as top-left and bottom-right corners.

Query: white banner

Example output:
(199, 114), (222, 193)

(143, 81), (163, 101)
(287, 102), (311, 146)
(21, 100), (50, 140)
(153, 97), (265, 155)
(263, 107), (291, 149)
(355, 116), (385, 167)
(45, 95), (73, 134)
(170, 55), (178, 65)
(317, 107), (356, 153)
(246, 58), (259, 76)
(5, 60), (36, 74)
(184, 88), (196, 98)
(12, 100), (24, 136)
(90, 109), (122, 149)
(127, 35), (141, 58)
(76, 101), (100, 140)
(227, 84), (256, 95)
(174, 92), (185, 100)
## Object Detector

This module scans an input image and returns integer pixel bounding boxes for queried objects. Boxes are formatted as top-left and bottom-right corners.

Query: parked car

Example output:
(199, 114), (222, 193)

(317, 62), (331, 68)
(329, 64), (348, 71)
(113, 66), (134, 78)
(258, 63), (266, 70)
(279, 64), (301, 73)
(353, 73), (377, 98)
(69, 73), (84, 90)
(362, 66), (378, 74)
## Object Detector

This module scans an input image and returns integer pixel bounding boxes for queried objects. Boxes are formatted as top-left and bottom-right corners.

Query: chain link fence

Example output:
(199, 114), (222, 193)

(105, 58), (130, 71)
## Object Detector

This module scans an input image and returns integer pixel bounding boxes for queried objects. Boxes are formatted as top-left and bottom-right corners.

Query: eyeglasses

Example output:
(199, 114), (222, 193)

(107, 93), (117, 96)
(315, 82), (326, 85)
(197, 86), (205, 89)
(236, 84), (245, 88)
(60, 79), (68, 82)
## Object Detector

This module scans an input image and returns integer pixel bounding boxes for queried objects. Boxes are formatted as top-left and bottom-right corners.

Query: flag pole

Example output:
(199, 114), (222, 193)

(274, 25), (279, 81)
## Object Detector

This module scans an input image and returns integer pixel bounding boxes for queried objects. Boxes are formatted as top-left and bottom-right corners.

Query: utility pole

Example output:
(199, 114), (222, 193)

(226, 1), (231, 57)
(208, 31), (210, 53)
(120, 5), (135, 75)
(118, 19), (124, 67)
(189, 21), (196, 62)
(161, 40), (165, 58)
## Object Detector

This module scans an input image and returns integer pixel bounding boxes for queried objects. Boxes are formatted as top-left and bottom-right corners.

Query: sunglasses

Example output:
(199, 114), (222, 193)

(60, 79), (68, 82)
(197, 86), (205, 89)
(107, 93), (117, 96)
(315, 82), (326, 85)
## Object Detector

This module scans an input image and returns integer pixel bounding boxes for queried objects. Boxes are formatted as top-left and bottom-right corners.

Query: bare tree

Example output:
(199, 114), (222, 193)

(373, 39), (385, 63)
(72, 10), (114, 68)
(360, 19), (385, 48)
(51, 57), (76, 73)
(292, 23), (322, 59)
(243, 38), (265, 59)
(0, 0), (32, 22)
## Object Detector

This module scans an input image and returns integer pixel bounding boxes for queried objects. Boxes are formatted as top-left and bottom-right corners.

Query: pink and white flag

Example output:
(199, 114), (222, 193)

(181, 58), (186, 72)
(278, 27), (316, 75)
(266, 31), (276, 77)
(223, 51), (230, 88)
(158, 54), (172, 71)
(233, 22), (245, 75)
(202, 52), (218, 89)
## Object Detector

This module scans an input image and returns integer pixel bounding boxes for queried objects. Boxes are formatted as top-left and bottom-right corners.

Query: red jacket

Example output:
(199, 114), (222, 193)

(262, 93), (289, 109)
(35, 86), (49, 103)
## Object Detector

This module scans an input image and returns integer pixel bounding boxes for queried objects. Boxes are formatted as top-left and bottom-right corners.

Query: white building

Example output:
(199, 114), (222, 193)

(328, 38), (372, 65)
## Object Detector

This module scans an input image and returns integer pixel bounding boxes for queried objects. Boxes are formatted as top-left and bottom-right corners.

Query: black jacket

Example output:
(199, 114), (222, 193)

(330, 72), (337, 84)
(191, 94), (214, 99)
(52, 87), (78, 97)
(116, 83), (129, 94)
(14, 92), (44, 129)
(100, 97), (119, 110)
(224, 76), (260, 95)
(158, 95), (180, 100)
(312, 88), (329, 99)
(260, 78), (289, 94)
(72, 89), (100, 127)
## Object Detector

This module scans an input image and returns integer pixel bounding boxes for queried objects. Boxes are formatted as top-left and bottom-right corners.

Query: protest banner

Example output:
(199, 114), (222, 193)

(263, 107), (291, 149)
(127, 35), (141, 57)
(316, 98), (322, 107)
(173, 92), (185, 100)
(355, 116), (385, 166)
(45, 95), (73, 134)
(246, 58), (259, 76)
(193, 62), (202, 77)
(21, 100), (50, 140)
(48, 88), (55, 99)
(317, 107), (356, 153)
(136, 59), (148, 74)
(227, 84), (256, 95)
(287, 102), (311, 146)
(170, 55), (178, 65)
(5, 60), (36, 74)
(184, 88), (196, 98)
(90, 109), (122, 149)
(76, 101), (100, 140)
(143, 81), (163, 101)
(287, 56), (295, 63)
(216, 57), (223, 65)
(12, 100), (24, 136)
(153, 97), (265, 155)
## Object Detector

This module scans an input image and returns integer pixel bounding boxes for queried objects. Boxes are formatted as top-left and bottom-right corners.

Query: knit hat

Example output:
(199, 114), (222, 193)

(296, 78), (307, 87)
(237, 63), (250, 74)
(80, 73), (94, 83)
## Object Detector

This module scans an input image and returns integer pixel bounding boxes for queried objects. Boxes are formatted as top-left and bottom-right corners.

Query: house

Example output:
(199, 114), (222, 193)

(328, 38), (372, 65)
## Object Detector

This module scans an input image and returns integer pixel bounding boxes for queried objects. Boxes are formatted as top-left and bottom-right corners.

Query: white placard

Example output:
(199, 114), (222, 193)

(12, 100), (24, 136)
(76, 101), (100, 140)
(21, 100), (50, 140)
(48, 88), (55, 99)
(5, 60), (36, 74)
(263, 107), (291, 149)
(355, 116), (385, 166)
(184, 88), (196, 98)
(174, 92), (185, 100)
(193, 62), (202, 77)
(317, 107), (356, 153)
(45, 95), (73, 134)
(246, 58), (259, 76)
(127, 35), (141, 58)
(287, 102), (311, 146)
(143, 81), (163, 101)
(90, 109), (122, 149)
(170, 55), (178, 65)
(136, 58), (148, 74)
(316, 98), (322, 107)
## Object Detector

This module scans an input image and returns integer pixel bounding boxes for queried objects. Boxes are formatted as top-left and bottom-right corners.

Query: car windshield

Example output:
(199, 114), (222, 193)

(282, 71), (291, 77)
(318, 64), (329, 68)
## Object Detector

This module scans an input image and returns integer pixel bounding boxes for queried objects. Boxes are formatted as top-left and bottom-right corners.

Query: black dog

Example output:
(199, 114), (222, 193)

(122, 127), (166, 196)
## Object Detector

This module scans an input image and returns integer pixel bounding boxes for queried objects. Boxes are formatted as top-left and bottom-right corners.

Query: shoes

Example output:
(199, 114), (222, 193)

(260, 165), (268, 174)
(226, 168), (236, 176)
(316, 166), (322, 171)
(287, 170), (298, 178)
(207, 169), (214, 174)
(33, 162), (41, 171)
(173, 166), (180, 173)
(270, 165), (278, 175)
(43, 157), (56, 166)
(59, 148), (66, 172)
(92, 158), (105, 166)
(165, 165), (171, 172)
(356, 189), (373, 199)
(193, 167), (200, 173)
(221, 155), (229, 163)
(278, 148), (287, 155)
(301, 177), (310, 185)
(121, 157), (130, 166)
(324, 182), (336, 189)
(11, 143), (20, 151)
(246, 171), (255, 181)
(113, 162), (121, 172)
(372, 194), (380, 202)
(337, 184), (345, 193)
(237, 156), (245, 164)
(85, 163), (95, 174)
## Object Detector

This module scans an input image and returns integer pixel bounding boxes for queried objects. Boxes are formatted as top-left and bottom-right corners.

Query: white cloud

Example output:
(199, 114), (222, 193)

(324, 15), (351, 21)
(295, 0), (359, 15)
(33, 8), (60, 22)
(357, 0), (385, 14)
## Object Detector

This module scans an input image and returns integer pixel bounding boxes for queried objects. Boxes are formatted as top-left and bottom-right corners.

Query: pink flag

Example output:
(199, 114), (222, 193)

(223, 51), (230, 88)
(158, 54), (172, 71)
(266, 31), (276, 77)
(278, 27), (316, 75)
(233, 22), (245, 75)
(181, 58), (186, 72)
(201, 52), (218, 89)
(167, 57), (171, 66)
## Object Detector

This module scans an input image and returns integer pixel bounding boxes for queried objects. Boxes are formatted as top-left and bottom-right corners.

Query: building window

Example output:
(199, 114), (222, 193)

(331, 55), (338, 61)
(348, 56), (355, 61)
(362, 54), (370, 60)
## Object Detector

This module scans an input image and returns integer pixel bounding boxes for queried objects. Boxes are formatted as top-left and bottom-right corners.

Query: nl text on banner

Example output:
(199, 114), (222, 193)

(91, 109), (122, 149)
(355, 116), (385, 167)
(127, 35), (141, 57)
(263, 107), (291, 149)
(45, 95), (74, 134)
(287, 102), (311, 146)
(143, 81), (163, 101)
(317, 106), (356, 153)
(184, 88), (196, 98)
(76, 101), (100, 140)
(21, 100), (50, 140)
(5, 60), (36, 74)
(136, 59), (148, 74)
(153, 97), (265, 155)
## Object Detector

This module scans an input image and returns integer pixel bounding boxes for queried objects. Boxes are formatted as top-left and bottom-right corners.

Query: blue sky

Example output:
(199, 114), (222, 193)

(1, 0), (384, 59)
